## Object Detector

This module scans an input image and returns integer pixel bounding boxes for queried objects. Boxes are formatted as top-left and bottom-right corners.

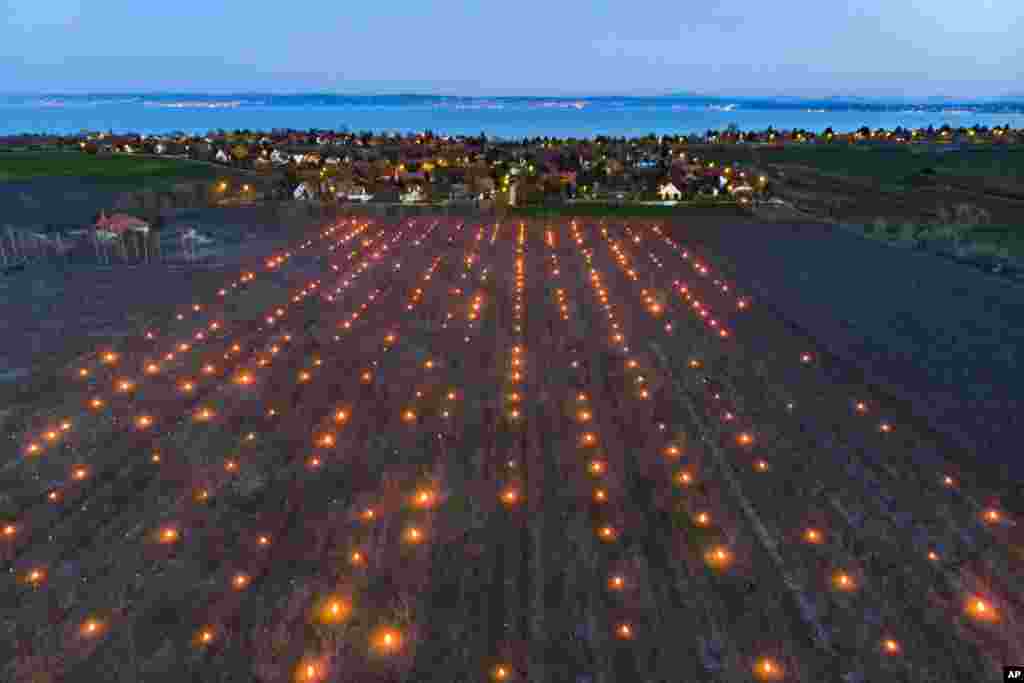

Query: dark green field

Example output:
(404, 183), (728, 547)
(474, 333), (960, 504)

(0, 151), (219, 185)
(701, 144), (1024, 186)
(509, 202), (745, 218)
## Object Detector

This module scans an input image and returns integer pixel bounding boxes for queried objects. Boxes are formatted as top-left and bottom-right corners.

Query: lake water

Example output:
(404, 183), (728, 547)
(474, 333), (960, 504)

(3, 95), (1024, 138)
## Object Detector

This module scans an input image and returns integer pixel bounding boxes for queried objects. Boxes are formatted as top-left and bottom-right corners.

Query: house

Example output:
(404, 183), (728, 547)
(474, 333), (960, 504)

(293, 182), (314, 200)
(215, 149), (230, 163)
(400, 185), (425, 203)
(93, 211), (150, 241)
(344, 186), (373, 202)
(271, 150), (290, 165)
(658, 182), (683, 201)
(154, 142), (167, 155)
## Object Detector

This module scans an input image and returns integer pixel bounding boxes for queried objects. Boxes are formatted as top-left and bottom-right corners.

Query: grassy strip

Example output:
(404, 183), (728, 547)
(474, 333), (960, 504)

(705, 144), (1024, 185)
(0, 151), (219, 184)
(859, 220), (1024, 259)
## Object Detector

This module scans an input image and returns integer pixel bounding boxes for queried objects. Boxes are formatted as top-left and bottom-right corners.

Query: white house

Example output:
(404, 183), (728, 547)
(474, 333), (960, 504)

(215, 149), (230, 163)
(346, 186), (373, 202)
(658, 182), (683, 201)
(154, 143), (167, 155)
(292, 154), (306, 164)
(293, 182), (314, 200)
(400, 186), (425, 204)
(271, 150), (290, 165)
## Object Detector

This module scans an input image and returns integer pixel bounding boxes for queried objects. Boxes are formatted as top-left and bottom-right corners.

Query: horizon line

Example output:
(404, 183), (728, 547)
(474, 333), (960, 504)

(2, 90), (1023, 101)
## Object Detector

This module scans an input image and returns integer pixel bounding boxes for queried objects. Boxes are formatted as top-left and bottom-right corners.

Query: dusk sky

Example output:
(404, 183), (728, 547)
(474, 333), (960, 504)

(2, 0), (1021, 97)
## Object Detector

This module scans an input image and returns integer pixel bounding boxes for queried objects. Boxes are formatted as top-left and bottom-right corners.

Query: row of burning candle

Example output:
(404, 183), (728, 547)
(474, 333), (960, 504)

(626, 221), (1012, 535)
(38, 224), (466, 680)
(562, 222), (925, 679)
(21, 220), (372, 461)
(6, 221), (432, 574)
(584, 221), (1012, 665)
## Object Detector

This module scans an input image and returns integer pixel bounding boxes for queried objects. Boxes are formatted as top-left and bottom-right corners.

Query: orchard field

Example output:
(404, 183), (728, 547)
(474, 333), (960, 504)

(2, 216), (1021, 682)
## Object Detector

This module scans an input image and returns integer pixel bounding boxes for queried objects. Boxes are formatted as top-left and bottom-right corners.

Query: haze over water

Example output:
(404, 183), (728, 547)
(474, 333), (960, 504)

(4, 94), (1024, 138)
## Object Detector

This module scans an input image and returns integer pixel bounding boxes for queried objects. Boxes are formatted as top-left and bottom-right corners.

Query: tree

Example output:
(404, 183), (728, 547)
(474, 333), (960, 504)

(231, 144), (249, 167)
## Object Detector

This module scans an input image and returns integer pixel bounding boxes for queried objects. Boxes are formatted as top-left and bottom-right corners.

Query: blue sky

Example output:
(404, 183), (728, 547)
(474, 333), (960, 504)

(2, 0), (1021, 96)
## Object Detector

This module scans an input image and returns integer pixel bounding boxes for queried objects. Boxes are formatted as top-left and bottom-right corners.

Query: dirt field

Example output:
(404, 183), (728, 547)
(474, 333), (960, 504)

(1, 216), (1021, 682)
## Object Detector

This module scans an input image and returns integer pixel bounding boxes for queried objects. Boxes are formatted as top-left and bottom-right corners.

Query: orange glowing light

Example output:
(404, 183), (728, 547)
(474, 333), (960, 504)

(753, 657), (783, 681)
(413, 490), (435, 508)
(25, 568), (46, 585)
(833, 571), (857, 592)
(754, 459), (770, 472)
(580, 432), (597, 447)
(588, 459), (606, 476)
(882, 638), (901, 655)
(257, 535), (271, 547)
(404, 526), (424, 544)
(597, 525), (617, 541)
(350, 550), (365, 566)
(2, 523), (17, 537)
(320, 598), (350, 623)
(72, 466), (89, 480)
(927, 550), (940, 562)
(25, 442), (41, 456)
(804, 528), (823, 544)
(878, 422), (893, 433)
(593, 488), (608, 503)
(80, 619), (103, 638)
(136, 415), (154, 429)
(373, 627), (403, 653)
(195, 407), (214, 421)
(197, 628), (215, 645)
(705, 545), (733, 569)
(609, 575), (625, 590)
(966, 597), (999, 622)
(402, 409), (417, 423)
(232, 573), (250, 589)
(737, 433), (753, 446)
(615, 623), (634, 639)
(145, 362), (160, 375)
(318, 434), (335, 448)
(117, 379), (134, 392)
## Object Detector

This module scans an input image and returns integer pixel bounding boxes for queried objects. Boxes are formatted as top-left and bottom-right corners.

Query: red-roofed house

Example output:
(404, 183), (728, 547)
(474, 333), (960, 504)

(94, 211), (150, 241)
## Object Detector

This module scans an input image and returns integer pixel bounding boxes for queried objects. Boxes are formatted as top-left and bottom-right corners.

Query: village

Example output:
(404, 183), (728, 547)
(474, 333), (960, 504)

(4, 122), (1020, 210)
